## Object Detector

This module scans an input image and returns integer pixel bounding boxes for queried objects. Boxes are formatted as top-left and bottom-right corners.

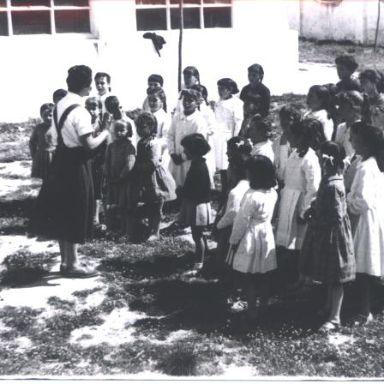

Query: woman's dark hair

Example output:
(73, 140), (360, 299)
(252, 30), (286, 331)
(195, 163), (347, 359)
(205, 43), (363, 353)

(302, 117), (327, 151)
(246, 155), (277, 190)
(181, 133), (210, 157)
(191, 84), (208, 105)
(135, 112), (157, 136)
(66, 65), (92, 93)
(320, 141), (346, 171)
(248, 115), (275, 140)
(279, 105), (302, 124)
(147, 86), (167, 112)
(350, 121), (384, 171)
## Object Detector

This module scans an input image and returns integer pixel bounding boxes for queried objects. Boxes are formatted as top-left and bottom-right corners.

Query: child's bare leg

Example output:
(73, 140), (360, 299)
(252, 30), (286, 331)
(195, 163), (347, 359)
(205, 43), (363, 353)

(191, 225), (206, 267)
(94, 199), (101, 224)
(148, 200), (163, 240)
(64, 240), (78, 270)
(328, 283), (343, 324)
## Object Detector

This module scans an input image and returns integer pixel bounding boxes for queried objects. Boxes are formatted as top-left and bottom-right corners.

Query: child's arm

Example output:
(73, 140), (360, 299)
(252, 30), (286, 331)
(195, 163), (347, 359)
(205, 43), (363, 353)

(261, 86), (271, 117)
(229, 195), (252, 245)
(167, 117), (183, 164)
(119, 145), (136, 180)
(217, 189), (239, 229)
(300, 155), (321, 220)
(233, 99), (244, 137)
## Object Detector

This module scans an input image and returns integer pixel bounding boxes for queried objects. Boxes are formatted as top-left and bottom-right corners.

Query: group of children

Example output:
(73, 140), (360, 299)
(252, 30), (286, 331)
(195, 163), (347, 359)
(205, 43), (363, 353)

(29, 56), (384, 331)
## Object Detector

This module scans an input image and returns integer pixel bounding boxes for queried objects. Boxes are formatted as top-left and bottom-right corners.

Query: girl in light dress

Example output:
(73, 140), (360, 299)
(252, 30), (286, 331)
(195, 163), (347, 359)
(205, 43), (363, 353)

(305, 85), (334, 141)
(214, 78), (243, 194)
(245, 115), (275, 163)
(227, 155), (278, 319)
(167, 89), (209, 189)
(347, 122), (384, 324)
(147, 86), (171, 169)
(300, 141), (355, 332)
(275, 119), (322, 287)
(179, 133), (213, 271)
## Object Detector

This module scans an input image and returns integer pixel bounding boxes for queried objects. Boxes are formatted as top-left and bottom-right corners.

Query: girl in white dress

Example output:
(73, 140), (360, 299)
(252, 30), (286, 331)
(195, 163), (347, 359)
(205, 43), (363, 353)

(214, 78), (243, 194)
(227, 155), (278, 319)
(275, 120), (322, 287)
(347, 122), (384, 324)
(305, 85), (334, 141)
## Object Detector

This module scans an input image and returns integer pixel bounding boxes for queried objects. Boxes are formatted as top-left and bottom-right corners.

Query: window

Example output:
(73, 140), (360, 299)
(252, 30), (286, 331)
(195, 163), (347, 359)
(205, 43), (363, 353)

(135, 0), (232, 31)
(0, 0), (91, 36)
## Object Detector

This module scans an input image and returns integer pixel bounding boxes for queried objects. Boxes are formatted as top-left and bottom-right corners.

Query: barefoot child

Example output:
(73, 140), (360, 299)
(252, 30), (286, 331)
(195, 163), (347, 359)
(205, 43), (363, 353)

(29, 103), (55, 181)
(105, 120), (136, 237)
(300, 141), (355, 331)
(227, 155), (278, 319)
(179, 133), (213, 270)
(347, 122), (384, 324)
(132, 112), (176, 241)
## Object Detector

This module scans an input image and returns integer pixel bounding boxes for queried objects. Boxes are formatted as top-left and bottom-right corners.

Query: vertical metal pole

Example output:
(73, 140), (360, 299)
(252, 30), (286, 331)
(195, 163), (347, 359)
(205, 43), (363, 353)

(178, 0), (184, 92)
(374, 0), (381, 52)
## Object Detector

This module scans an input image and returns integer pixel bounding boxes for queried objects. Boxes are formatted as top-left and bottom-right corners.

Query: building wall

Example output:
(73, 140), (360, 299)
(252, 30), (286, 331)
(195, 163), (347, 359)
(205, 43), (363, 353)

(1, 0), (298, 122)
(287, 0), (384, 46)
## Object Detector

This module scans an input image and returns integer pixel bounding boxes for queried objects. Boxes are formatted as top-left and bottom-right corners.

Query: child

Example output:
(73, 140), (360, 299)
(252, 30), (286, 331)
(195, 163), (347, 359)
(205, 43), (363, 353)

(191, 84), (217, 183)
(214, 78), (243, 192)
(275, 120), (322, 286)
(347, 122), (384, 324)
(167, 88), (209, 189)
(215, 137), (251, 270)
(303, 117), (327, 156)
(29, 103), (55, 180)
(52, 89), (67, 104)
(335, 91), (364, 158)
(131, 112), (176, 241)
(300, 141), (355, 331)
(274, 105), (301, 183)
(85, 96), (107, 226)
(227, 155), (278, 319)
(179, 133), (212, 270)
(239, 64), (270, 118)
(105, 119), (136, 238)
(335, 55), (361, 93)
(94, 72), (112, 113)
(305, 85), (334, 141)
(245, 115), (275, 163)
(359, 69), (384, 129)
(143, 74), (164, 112)
(174, 66), (201, 116)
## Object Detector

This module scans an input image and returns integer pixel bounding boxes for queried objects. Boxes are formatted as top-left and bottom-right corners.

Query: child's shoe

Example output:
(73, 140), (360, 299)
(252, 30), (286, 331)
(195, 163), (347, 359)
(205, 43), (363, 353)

(319, 321), (340, 333)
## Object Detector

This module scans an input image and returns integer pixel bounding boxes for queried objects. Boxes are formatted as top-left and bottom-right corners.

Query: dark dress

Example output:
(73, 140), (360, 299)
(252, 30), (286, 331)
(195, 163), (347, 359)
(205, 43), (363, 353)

(239, 83), (271, 117)
(300, 175), (355, 284)
(31, 105), (95, 244)
(91, 120), (107, 200)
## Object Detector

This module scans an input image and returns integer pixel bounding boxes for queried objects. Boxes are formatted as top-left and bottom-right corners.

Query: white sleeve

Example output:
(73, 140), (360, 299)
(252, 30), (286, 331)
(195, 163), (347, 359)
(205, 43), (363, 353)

(300, 154), (321, 218)
(233, 98), (244, 136)
(347, 166), (373, 215)
(217, 190), (237, 229)
(74, 107), (94, 137)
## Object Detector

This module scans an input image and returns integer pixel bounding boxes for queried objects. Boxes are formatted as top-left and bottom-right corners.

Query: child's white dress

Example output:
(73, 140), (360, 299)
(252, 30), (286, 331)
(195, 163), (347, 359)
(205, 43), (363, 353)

(250, 140), (275, 163)
(214, 96), (243, 170)
(167, 110), (209, 187)
(153, 108), (172, 169)
(347, 157), (384, 276)
(273, 139), (291, 183)
(276, 147), (321, 250)
(304, 109), (333, 141)
(229, 188), (278, 274)
(335, 122), (354, 157)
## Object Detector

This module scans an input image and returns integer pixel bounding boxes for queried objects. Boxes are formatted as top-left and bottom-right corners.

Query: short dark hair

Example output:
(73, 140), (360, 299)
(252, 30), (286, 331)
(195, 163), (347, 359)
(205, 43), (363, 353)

(147, 74), (164, 86)
(302, 117), (327, 152)
(248, 63), (264, 79)
(191, 84), (208, 104)
(320, 141), (346, 171)
(227, 136), (252, 156)
(105, 95), (121, 118)
(246, 155), (277, 190)
(181, 133), (210, 157)
(279, 105), (302, 124)
(114, 119), (133, 138)
(66, 65), (92, 93)
(335, 55), (358, 72)
(135, 112), (157, 136)
(247, 115), (274, 140)
(94, 72), (111, 84)
(40, 103), (54, 117)
(217, 78), (239, 95)
(183, 66), (200, 81)
(52, 88), (67, 104)
(85, 96), (102, 109)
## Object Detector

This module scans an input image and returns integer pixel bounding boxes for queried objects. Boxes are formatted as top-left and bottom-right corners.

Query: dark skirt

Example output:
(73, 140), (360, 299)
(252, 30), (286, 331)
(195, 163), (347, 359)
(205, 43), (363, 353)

(31, 146), (94, 244)
(31, 149), (53, 180)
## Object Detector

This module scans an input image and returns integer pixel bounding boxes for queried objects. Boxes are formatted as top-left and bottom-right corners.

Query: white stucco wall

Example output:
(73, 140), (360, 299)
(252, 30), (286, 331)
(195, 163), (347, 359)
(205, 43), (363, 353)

(1, 0), (298, 122)
(287, 0), (384, 46)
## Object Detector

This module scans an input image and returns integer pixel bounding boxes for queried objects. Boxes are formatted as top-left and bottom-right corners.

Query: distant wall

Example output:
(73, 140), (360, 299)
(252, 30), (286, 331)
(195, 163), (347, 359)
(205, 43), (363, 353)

(287, 0), (384, 45)
(0, 0), (298, 122)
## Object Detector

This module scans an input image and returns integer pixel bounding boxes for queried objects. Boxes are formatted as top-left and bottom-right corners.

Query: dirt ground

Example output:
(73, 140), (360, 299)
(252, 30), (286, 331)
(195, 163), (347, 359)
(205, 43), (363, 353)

(1, 40), (384, 378)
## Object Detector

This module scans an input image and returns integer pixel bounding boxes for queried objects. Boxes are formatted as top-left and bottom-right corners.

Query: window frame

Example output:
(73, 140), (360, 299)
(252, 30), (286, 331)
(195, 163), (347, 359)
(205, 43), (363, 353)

(0, 0), (92, 36)
(135, 0), (232, 31)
